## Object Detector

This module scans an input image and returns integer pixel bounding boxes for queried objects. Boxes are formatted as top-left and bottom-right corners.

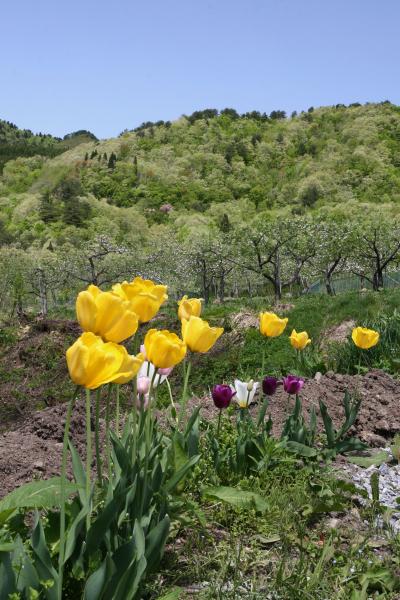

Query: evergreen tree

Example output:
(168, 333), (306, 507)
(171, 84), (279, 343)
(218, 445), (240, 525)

(39, 190), (57, 223)
(108, 152), (117, 169)
(219, 213), (231, 232)
(63, 196), (91, 227)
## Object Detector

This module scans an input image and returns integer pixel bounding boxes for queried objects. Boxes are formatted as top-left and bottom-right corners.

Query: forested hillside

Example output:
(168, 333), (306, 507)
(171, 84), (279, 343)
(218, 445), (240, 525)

(1, 101), (400, 314)
(0, 119), (97, 173)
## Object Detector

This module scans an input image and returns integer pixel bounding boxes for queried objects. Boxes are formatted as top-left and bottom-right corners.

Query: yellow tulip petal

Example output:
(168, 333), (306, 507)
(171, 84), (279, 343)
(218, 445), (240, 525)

(182, 316), (223, 353)
(290, 329), (311, 350)
(352, 327), (380, 350)
(76, 290), (98, 332)
(259, 312), (288, 337)
(144, 328), (186, 368)
(94, 293), (126, 337)
(113, 278), (168, 323)
(105, 309), (139, 343)
(112, 352), (144, 384)
(178, 295), (202, 321)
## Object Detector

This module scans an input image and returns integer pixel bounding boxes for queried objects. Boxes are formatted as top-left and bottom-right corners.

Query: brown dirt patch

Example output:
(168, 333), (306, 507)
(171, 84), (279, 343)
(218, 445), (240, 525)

(0, 318), (79, 432)
(230, 311), (259, 331)
(0, 400), (90, 498)
(273, 302), (295, 313)
(321, 319), (355, 347)
(184, 369), (400, 446)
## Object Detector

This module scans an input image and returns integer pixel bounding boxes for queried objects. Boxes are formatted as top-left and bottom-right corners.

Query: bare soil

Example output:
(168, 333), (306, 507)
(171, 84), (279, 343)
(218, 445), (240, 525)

(0, 318), (79, 432)
(189, 369), (400, 446)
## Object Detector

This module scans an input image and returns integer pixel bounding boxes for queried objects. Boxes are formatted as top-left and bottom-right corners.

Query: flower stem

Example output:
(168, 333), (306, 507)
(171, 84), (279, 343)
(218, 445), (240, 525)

(179, 360), (192, 428)
(115, 385), (120, 434)
(166, 378), (178, 424)
(85, 388), (92, 531)
(357, 349), (362, 376)
(285, 393), (290, 415)
(132, 377), (138, 462)
(105, 384), (112, 481)
(58, 386), (78, 600)
(95, 388), (102, 486)
(138, 370), (157, 521)
(217, 409), (223, 439)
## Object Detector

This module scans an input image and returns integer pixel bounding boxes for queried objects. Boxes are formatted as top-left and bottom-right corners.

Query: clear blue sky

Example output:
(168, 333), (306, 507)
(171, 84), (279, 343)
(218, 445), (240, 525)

(2, 0), (399, 139)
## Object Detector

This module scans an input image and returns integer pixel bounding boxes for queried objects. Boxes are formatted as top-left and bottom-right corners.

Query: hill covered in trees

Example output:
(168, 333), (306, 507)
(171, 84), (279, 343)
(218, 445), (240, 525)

(1, 101), (400, 313)
(0, 120), (97, 173)
(2, 102), (400, 232)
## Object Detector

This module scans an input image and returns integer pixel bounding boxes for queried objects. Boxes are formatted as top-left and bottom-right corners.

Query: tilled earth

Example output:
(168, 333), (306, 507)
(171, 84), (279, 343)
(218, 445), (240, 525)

(1, 369), (399, 498)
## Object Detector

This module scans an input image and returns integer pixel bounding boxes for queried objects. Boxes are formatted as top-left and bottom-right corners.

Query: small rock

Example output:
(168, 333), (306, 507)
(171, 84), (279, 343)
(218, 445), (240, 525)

(314, 372), (323, 383)
(327, 517), (339, 529)
(361, 432), (387, 446)
(33, 460), (44, 470)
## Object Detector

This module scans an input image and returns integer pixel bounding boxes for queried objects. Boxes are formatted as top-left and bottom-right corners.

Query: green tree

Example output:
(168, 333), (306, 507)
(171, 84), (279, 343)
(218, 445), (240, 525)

(108, 152), (117, 169)
(39, 190), (57, 223)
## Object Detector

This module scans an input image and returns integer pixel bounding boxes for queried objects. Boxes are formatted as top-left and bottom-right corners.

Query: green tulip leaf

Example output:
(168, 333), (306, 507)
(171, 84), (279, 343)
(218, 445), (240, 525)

(0, 478), (79, 513)
(347, 451), (389, 468)
(285, 441), (318, 457)
(202, 486), (268, 513)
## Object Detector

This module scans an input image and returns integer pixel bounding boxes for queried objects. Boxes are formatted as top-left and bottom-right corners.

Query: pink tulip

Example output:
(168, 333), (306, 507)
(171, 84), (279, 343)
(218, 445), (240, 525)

(158, 366), (174, 376)
(137, 376), (150, 395)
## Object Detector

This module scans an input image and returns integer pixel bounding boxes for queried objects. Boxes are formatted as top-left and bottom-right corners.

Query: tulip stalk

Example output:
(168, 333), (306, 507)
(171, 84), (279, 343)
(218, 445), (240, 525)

(94, 388), (102, 486)
(138, 369), (158, 521)
(58, 386), (79, 600)
(179, 359), (192, 428)
(166, 377), (178, 423)
(115, 385), (120, 434)
(132, 379), (138, 463)
(85, 388), (92, 531)
(105, 383), (112, 481)
(216, 409), (223, 439)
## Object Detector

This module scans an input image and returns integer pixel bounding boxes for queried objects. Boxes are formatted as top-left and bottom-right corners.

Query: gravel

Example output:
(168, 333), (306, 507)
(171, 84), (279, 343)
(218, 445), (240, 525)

(340, 449), (400, 531)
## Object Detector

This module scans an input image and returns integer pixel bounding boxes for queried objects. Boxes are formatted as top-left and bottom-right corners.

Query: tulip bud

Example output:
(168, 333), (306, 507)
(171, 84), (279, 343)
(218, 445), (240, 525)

(158, 366), (174, 376)
(136, 393), (149, 410)
(262, 376), (278, 396)
(247, 379), (254, 391)
(211, 384), (236, 409)
(283, 375), (305, 395)
(137, 376), (150, 395)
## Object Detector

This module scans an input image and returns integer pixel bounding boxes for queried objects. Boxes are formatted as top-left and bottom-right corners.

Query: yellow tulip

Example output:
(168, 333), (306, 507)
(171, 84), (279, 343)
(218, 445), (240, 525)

(177, 295), (202, 321)
(76, 285), (139, 343)
(66, 332), (144, 389)
(144, 329), (187, 369)
(290, 329), (311, 351)
(181, 316), (224, 353)
(352, 327), (380, 350)
(259, 312), (288, 337)
(112, 276), (168, 323)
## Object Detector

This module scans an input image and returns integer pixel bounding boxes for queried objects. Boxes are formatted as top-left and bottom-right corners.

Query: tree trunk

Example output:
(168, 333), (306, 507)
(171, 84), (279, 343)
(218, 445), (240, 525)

(273, 251), (282, 301)
(325, 275), (335, 296)
(247, 279), (252, 298)
(218, 275), (226, 303)
(373, 270), (384, 291)
(38, 269), (48, 316)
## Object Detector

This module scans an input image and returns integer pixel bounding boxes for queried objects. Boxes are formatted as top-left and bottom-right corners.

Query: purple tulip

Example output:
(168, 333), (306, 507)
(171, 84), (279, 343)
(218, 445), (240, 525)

(283, 375), (305, 395)
(212, 384), (236, 409)
(262, 376), (278, 396)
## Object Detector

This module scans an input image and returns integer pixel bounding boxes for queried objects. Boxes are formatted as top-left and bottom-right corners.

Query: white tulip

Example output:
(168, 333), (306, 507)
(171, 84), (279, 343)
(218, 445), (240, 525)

(231, 379), (259, 408)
